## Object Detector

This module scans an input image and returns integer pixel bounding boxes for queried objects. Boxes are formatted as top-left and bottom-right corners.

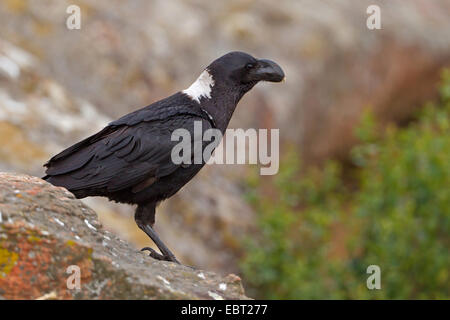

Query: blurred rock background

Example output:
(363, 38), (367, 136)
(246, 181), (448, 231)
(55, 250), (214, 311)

(0, 0), (449, 283)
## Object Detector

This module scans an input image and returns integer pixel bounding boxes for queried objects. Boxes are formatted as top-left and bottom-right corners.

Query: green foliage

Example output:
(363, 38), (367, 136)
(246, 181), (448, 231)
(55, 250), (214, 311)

(241, 70), (450, 299)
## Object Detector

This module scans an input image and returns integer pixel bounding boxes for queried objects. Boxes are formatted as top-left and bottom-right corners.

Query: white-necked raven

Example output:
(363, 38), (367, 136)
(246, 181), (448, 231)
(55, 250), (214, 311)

(43, 51), (285, 263)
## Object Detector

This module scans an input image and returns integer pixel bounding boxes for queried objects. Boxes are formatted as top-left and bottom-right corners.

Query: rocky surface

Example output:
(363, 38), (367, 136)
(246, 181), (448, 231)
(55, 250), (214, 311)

(0, 172), (248, 299)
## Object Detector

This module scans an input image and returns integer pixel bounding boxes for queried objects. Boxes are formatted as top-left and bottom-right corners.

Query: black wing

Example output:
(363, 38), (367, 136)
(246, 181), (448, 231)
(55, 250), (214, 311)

(44, 93), (213, 193)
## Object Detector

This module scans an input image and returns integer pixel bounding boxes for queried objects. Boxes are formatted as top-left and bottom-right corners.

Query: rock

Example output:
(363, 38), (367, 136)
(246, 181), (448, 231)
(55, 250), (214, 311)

(0, 172), (249, 300)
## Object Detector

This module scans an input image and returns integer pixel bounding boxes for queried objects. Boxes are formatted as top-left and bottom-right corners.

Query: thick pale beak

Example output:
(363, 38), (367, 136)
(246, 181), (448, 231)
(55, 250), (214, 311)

(249, 59), (285, 82)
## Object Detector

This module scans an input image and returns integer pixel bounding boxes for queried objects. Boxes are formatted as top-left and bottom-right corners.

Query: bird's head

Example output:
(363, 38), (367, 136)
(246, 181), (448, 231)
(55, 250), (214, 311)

(183, 51), (285, 105)
(208, 51), (285, 85)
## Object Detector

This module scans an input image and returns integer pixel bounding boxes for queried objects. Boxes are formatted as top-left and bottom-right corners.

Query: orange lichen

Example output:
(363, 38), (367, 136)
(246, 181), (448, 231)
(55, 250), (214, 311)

(26, 186), (42, 196)
(0, 224), (94, 299)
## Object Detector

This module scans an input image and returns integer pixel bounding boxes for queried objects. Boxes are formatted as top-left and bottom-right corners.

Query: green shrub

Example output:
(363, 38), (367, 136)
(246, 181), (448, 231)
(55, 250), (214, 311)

(241, 70), (450, 299)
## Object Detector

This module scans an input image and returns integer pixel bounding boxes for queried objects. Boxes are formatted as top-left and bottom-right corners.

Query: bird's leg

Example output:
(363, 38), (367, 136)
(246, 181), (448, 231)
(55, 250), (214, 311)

(135, 203), (180, 264)
(140, 225), (180, 264)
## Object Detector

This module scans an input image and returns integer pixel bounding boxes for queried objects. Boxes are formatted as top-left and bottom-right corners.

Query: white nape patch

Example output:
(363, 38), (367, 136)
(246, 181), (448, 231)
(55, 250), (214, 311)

(182, 69), (215, 103)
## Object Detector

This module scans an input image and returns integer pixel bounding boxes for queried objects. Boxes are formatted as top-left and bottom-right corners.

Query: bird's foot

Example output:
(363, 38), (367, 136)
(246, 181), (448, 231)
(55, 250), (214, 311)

(141, 247), (180, 264)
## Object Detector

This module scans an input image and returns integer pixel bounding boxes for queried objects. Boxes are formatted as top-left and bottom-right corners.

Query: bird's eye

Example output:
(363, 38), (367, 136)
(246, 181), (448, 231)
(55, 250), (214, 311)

(245, 63), (255, 70)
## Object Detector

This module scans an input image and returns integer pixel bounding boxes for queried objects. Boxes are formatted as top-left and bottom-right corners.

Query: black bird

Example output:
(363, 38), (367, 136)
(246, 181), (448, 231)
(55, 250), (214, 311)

(43, 51), (284, 263)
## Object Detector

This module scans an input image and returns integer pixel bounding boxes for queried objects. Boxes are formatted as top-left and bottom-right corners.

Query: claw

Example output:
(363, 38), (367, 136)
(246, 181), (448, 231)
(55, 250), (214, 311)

(141, 247), (180, 263)
(141, 247), (165, 260)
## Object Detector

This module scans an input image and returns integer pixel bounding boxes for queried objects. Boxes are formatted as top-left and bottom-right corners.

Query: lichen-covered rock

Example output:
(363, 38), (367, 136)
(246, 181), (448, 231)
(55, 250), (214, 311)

(0, 172), (249, 300)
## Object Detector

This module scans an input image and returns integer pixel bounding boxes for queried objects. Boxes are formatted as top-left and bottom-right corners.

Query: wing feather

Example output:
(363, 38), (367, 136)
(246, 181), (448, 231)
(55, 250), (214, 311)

(44, 114), (213, 194)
